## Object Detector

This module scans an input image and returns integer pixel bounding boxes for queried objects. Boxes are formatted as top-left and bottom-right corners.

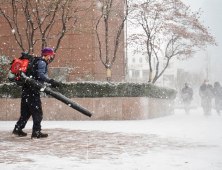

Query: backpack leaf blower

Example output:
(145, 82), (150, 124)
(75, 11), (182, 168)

(8, 53), (93, 117)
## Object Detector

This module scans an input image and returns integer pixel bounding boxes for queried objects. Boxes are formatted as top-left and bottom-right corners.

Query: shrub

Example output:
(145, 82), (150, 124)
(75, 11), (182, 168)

(0, 55), (11, 83)
(0, 82), (177, 99)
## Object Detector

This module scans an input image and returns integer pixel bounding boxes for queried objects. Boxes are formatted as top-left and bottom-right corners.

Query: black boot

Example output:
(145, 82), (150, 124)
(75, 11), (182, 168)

(31, 130), (48, 139)
(12, 126), (27, 137)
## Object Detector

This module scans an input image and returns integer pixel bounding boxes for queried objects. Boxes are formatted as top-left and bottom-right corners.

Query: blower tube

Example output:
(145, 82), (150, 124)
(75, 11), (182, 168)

(20, 72), (92, 117)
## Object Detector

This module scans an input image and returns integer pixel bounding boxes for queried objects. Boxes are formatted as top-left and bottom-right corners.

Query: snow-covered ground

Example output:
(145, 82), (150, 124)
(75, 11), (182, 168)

(0, 107), (222, 170)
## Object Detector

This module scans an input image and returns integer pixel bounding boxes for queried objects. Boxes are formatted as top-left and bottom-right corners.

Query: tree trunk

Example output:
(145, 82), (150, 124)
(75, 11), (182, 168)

(152, 59), (170, 84)
(106, 68), (111, 82)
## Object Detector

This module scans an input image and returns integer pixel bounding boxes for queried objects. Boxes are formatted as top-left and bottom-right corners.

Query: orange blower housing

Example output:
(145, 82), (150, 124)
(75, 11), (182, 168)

(10, 59), (29, 80)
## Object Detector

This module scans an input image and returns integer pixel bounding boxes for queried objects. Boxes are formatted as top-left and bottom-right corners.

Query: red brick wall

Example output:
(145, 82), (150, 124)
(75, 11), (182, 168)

(0, 0), (125, 82)
(0, 97), (174, 121)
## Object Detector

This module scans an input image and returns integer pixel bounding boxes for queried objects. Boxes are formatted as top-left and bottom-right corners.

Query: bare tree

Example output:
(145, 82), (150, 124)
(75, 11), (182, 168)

(128, 0), (217, 84)
(0, 0), (91, 54)
(95, 0), (130, 82)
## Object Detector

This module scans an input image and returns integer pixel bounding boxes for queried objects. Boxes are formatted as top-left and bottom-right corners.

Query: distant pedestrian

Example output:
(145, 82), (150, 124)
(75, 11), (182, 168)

(181, 83), (193, 114)
(199, 79), (215, 116)
(213, 82), (222, 116)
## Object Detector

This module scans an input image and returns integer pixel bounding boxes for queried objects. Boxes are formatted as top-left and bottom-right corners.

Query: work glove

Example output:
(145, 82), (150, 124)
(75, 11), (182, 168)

(49, 79), (62, 88)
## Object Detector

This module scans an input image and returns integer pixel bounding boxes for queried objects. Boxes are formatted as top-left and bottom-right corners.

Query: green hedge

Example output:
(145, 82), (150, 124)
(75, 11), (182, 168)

(0, 82), (177, 99)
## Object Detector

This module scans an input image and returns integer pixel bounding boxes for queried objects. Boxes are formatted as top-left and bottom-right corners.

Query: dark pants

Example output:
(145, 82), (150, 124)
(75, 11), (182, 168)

(201, 97), (212, 116)
(183, 100), (191, 114)
(16, 85), (43, 131)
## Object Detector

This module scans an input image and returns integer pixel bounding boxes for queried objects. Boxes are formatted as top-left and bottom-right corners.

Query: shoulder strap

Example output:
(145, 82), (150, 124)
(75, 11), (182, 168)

(26, 57), (45, 77)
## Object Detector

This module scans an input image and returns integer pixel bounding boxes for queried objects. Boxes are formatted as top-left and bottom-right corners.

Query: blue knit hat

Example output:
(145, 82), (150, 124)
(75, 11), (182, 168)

(41, 47), (55, 56)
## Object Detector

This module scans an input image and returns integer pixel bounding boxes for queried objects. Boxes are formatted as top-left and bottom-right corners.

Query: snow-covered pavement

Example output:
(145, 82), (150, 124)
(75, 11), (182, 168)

(0, 107), (222, 170)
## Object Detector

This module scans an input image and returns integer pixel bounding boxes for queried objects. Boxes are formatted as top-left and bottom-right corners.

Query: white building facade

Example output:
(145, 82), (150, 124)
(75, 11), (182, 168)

(126, 52), (177, 89)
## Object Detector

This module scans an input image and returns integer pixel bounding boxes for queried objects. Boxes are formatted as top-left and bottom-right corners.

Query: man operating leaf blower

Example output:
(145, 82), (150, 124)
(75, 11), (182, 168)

(12, 47), (62, 139)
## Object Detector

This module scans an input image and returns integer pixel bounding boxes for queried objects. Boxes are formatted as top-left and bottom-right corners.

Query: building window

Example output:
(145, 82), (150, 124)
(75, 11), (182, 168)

(142, 70), (149, 78)
(139, 58), (142, 63)
(163, 75), (174, 81)
(132, 70), (140, 77)
(132, 58), (135, 63)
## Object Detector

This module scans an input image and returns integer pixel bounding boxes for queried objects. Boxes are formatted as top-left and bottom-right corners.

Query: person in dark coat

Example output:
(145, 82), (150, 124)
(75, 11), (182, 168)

(12, 47), (62, 138)
(181, 83), (193, 114)
(213, 82), (222, 115)
(199, 79), (215, 116)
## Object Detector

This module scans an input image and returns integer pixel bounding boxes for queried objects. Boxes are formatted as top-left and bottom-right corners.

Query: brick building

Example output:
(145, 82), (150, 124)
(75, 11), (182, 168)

(0, 0), (125, 82)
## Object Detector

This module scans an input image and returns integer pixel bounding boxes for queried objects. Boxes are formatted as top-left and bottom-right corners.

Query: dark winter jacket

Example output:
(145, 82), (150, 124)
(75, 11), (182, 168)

(199, 83), (214, 106)
(213, 82), (222, 106)
(181, 86), (193, 101)
(32, 57), (53, 84)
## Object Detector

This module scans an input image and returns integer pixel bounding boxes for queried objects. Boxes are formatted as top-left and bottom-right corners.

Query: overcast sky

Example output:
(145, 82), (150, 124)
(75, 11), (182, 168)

(178, 0), (222, 82)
